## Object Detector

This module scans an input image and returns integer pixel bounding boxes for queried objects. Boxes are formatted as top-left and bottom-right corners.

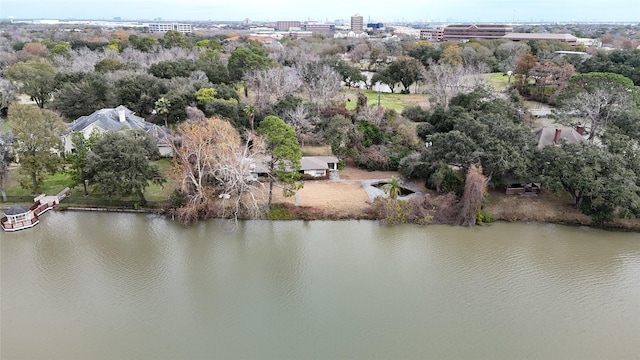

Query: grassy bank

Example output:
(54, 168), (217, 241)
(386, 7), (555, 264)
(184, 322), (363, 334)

(3, 159), (175, 208)
(3, 159), (639, 231)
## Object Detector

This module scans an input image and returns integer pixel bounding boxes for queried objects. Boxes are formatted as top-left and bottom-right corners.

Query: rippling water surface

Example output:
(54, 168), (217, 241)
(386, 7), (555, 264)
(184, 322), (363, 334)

(2, 212), (639, 359)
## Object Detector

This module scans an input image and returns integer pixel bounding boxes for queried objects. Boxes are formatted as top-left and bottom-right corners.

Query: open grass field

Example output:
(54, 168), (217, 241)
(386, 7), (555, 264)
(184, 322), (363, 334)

(483, 72), (511, 91)
(344, 89), (429, 112)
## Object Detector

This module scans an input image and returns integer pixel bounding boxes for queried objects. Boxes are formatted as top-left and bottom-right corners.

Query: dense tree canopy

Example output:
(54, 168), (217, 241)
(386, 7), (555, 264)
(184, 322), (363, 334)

(148, 59), (197, 79)
(258, 115), (302, 206)
(86, 130), (164, 205)
(534, 140), (640, 225)
(386, 56), (424, 93)
(4, 61), (58, 108)
(227, 45), (271, 82)
(115, 73), (169, 116)
(8, 104), (66, 193)
(575, 49), (640, 86)
(51, 72), (115, 119)
(401, 88), (534, 185)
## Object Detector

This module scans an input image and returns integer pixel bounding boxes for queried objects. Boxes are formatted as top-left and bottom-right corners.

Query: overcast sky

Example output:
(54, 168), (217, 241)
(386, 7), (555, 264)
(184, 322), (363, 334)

(1, 0), (638, 22)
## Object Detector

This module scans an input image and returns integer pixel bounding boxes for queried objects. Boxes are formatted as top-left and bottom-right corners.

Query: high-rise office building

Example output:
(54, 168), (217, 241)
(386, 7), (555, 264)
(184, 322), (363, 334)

(350, 14), (363, 32)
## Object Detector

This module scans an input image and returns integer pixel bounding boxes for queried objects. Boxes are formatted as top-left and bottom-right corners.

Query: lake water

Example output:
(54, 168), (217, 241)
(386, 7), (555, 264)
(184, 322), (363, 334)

(2, 211), (639, 359)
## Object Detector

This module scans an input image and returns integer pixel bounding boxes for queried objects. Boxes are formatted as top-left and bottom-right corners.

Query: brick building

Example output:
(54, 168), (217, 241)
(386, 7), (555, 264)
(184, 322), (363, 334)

(442, 24), (512, 41)
(350, 14), (364, 32)
(276, 21), (301, 31)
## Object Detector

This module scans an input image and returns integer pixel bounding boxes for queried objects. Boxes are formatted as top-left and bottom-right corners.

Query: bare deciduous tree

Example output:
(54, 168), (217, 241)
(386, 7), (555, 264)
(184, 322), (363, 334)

(559, 88), (632, 141)
(245, 66), (302, 110)
(349, 43), (370, 63)
(355, 105), (385, 127)
(185, 105), (205, 121)
(171, 117), (265, 223)
(295, 61), (341, 109)
(495, 41), (530, 74)
(422, 61), (487, 109)
(284, 104), (316, 147)
(0, 77), (18, 110)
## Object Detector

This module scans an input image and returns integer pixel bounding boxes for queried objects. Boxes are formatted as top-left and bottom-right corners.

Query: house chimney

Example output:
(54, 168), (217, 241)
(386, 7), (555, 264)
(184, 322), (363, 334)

(118, 108), (126, 123)
(575, 126), (585, 135)
(553, 128), (562, 145)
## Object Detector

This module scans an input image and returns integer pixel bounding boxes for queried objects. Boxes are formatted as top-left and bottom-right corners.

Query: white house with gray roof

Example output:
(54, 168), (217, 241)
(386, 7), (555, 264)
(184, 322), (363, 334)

(63, 105), (173, 156)
(300, 156), (339, 177)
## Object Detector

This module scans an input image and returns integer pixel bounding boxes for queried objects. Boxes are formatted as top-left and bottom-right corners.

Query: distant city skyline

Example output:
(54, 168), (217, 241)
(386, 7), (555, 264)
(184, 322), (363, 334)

(1, 0), (638, 23)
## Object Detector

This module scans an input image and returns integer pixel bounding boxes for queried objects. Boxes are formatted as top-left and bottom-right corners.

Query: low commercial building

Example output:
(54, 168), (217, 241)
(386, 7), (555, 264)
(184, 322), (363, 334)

(503, 32), (578, 45)
(302, 23), (335, 34)
(420, 27), (444, 41)
(276, 20), (301, 31)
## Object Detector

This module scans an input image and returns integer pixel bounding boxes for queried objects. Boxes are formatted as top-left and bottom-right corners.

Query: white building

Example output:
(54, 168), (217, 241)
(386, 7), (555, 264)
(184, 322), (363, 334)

(148, 23), (192, 34)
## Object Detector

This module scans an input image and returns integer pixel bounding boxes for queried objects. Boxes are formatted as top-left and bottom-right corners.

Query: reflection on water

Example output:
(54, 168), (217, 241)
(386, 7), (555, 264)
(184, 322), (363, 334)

(2, 212), (639, 359)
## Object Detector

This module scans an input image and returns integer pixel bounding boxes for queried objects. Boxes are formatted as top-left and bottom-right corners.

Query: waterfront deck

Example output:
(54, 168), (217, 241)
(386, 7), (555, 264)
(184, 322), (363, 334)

(1, 190), (67, 232)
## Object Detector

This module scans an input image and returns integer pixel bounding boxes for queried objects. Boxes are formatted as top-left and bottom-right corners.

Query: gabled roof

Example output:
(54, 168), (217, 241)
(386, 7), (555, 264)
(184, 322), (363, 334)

(68, 105), (170, 142)
(301, 156), (339, 170)
(535, 127), (586, 149)
(70, 105), (148, 132)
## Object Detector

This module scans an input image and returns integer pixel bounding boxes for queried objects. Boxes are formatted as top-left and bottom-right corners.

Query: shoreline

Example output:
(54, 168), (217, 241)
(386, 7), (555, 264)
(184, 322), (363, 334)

(3, 193), (640, 232)
(14, 202), (638, 232)
(3, 166), (639, 231)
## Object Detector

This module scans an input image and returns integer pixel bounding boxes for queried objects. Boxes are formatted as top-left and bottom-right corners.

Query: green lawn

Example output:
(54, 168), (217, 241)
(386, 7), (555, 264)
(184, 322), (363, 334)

(484, 72), (512, 91)
(4, 171), (74, 197)
(3, 159), (176, 206)
(344, 89), (427, 112)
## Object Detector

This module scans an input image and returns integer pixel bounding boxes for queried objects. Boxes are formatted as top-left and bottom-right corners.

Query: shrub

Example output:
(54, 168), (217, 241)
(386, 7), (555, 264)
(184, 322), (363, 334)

(357, 119), (387, 147)
(476, 210), (496, 225)
(268, 204), (295, 220)
(204, 100), (239, 122)
(401, 105), (430, 122)
(368, 194), (463, 226)
(429, 163), (465, 196)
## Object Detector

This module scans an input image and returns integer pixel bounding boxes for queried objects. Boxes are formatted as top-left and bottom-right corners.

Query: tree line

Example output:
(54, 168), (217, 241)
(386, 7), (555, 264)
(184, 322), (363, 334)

(0, 24), (639, 226)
